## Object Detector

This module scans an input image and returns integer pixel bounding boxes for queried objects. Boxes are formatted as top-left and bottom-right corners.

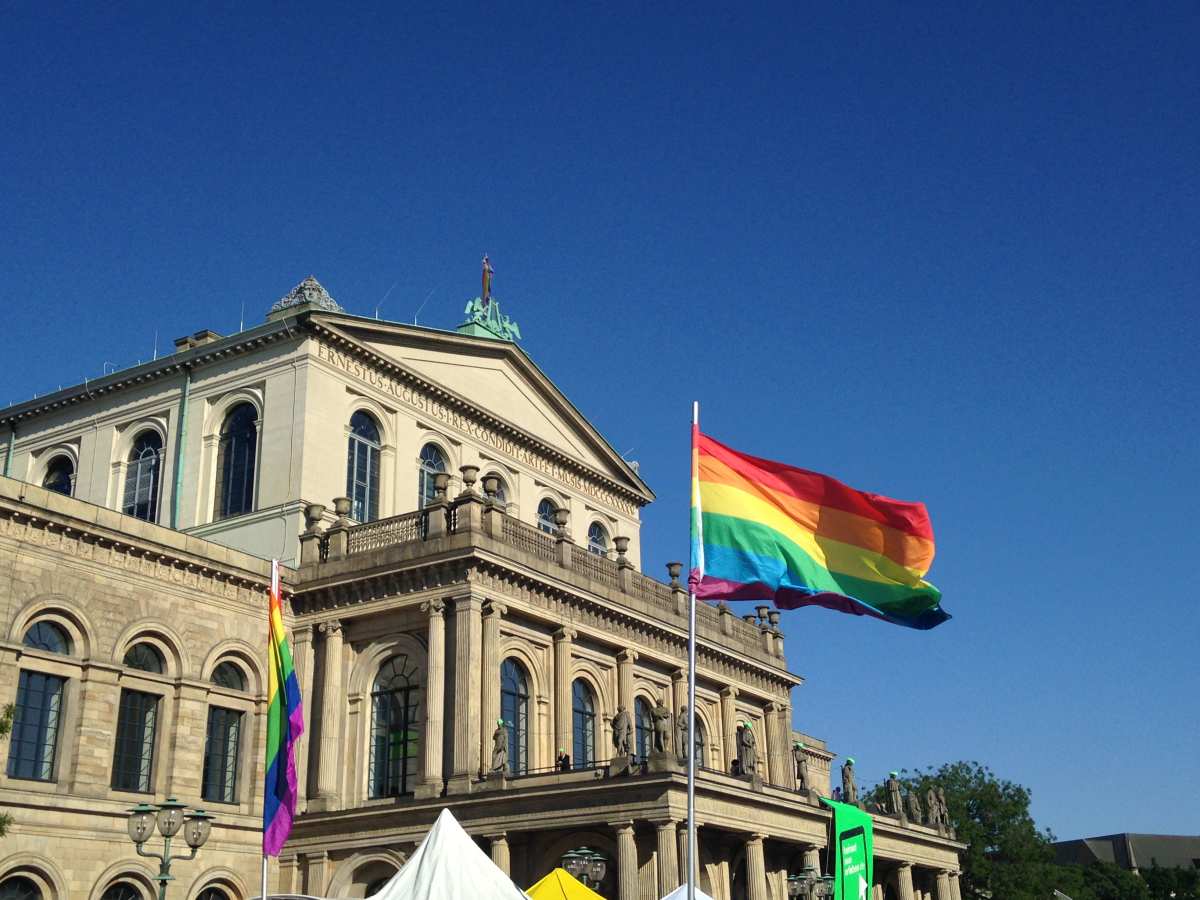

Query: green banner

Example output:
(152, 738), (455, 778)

(821, 797), (874, 900)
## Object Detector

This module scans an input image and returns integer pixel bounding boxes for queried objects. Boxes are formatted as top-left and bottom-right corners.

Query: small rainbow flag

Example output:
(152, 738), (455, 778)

(689, 428), (949, 630)
(263, 560), (304, 856)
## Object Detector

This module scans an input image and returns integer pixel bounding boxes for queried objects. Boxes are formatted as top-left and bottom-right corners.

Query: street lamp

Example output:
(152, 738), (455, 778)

(561, 847), (608, 888)
(786, 866), (835, 898)
(126, 799), (215, 900)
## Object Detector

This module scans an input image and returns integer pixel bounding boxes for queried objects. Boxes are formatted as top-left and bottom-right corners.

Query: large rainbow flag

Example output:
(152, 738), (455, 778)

(263, 560), (304, 856)
(689, 428), (949, 630)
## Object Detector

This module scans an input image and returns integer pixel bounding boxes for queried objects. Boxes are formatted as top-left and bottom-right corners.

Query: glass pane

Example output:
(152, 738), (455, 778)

(216, 404), (257, 518)
(587, 523), (608, 555)
(112, 689), (158, 792)
(0, 876), (43, 900)
(572, 679), (595, 768)
(100, 884), (142, 900)
(22, 621), (71, 655)
(202, 706), (241, 803)
(500, 659), (529, 774)
(122, 643), (164, 674)
(6, 670), (64, 781)
(635, 699), (651, 761)
(537, 499), (557, 533)
(42, 457), (74, 496)
(211, 661), (246, 691)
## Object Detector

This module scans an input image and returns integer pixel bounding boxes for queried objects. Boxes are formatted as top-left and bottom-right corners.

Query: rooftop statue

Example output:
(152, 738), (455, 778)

(460, 255), (522, 341)
(270, 275), (345, 315)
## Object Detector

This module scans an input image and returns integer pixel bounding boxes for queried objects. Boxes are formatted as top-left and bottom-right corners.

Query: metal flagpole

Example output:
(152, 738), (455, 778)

(260, 856), (268, 900)
(687, 400), (699, 900)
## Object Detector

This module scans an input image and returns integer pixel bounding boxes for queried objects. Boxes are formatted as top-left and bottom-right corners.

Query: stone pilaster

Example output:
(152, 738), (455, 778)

(416, 599), (446, 798)
(655, 820), (680, 896)
(720, 686), (738, 771)
(291, 623), (314, 810)
(488, 832), (511, 875)
(479, 600), (506, 774)
(303, 851), (329, 896)
(447, 594), (482, 793)
(896, 863), (916, 900)
(743, 834), (769, 900)
(553, 627), (576, 758)
(949, 872), (962, 900)
(936, 870), (953, 900)
(313, 619), (343, 810)
(617, 648), (638, 712)
(614, 821), (639, 900)
(69, 664), (120, 796)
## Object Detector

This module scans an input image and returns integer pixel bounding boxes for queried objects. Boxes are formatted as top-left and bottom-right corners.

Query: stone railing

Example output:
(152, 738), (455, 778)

(502, 515), (557, 563)
(347, 510), (425, 554)
(570, 544), (620, 590)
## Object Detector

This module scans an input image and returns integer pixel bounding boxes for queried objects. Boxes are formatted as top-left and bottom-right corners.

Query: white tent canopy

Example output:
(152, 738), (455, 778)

(660, 886), (716, 900)
(370, 807), (530, 900)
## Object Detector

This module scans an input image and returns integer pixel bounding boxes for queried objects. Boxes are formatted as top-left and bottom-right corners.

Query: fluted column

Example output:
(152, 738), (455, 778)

(935, 870), (953, 900)
(479, 601), (506, 773)
(291, 624), (315, 810)
(802, 844), (821, 874)
(777, 702), (795, 788)
(614, 821), (639, 900)
(417, 599), (446, 798)
(764, 702), (782, 784)
(554, 627), (576, 759)
(720, 686), (739, 770)
(448, 594), (483, 793)
(677, 823), (696, 889)
(488, 832), (510, 875)
(655, 820), (680, 895)
(617, 649), (637, 712)
(948, 872), (962, 900)
(314, 619), (343, 809)
(872, 885), (884, 900)
(896, 863), (916, 900)
(743, 834), (768, 900)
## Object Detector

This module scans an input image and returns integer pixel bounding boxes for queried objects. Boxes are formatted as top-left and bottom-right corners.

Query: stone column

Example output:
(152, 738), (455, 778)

(448, 595), (483, 793)
(764, 702), (782, 785)
(935, 870), (953, 900)
(872, 885), (884, 900)
(479, 601), (506, 773)
(677, 823), (698, 889)
(802, 844), (821, 874)
(314, 619), (344, 810)
(554, 627), (576, 759)
(896, 863), (916, 900)
(743, 834), (769, 900)
(617, 648), (638, 712)
(778, 702), (795, 788)
(291, 624), (315, 810)
(655, 820), (680, 895)
(488, 832), (511, 875)
(614, 821), (639, 900)
(720, 686), (739, 771)
(417, 599), (446, 798)
(949, 872), (962, 900)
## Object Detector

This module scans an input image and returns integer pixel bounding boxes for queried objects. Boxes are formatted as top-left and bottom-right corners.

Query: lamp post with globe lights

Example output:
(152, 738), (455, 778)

(127, 798), (215, 900)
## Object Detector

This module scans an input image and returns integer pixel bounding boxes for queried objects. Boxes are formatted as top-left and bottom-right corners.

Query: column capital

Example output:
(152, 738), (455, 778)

(554, 626), (577, 642)
(672, 667), (686, 681)
(483, 599), (508, 618)
(764, 700), (781, 713)
(720, 685), (739, 699)
(609, 819), (635, 833)
(485, 831), (508, 842)
(617, 648), (638, 663)
(898, 861), (913, 870)
(652, 818), (679, 830)
(420, 598), (447, 617)
(319, 619), (343, 636)
(292, 623), (314, 644)
(743, 832), (768, 845)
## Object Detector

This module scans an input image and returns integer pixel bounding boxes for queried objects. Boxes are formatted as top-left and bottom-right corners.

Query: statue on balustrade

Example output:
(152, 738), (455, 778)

(886, 771), (903, 815)
(792, 741), (810, 792)
(841, 758), (858, 804)
(906, 788), (923, 823)
(612, 705), (633, 758)
(937, 787), (951, 828)
(737, 721), (758, 775)
(651, 697), (672, 753)
(677, 704), (690, 756)
(925, 785), (941, 826)
(491, 719), (509, 775)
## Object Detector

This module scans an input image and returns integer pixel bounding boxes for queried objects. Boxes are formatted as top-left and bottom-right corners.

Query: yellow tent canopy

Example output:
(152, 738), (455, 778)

(526, 867), (606, 900)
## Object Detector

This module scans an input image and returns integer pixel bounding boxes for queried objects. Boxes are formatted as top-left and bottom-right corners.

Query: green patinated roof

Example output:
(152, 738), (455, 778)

(458, 296), (522, 342)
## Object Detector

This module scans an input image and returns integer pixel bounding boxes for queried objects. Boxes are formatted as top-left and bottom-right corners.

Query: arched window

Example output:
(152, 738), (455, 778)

(122, 431), (163, 522)
(500, 658), (530, 775)
(370, 655), (420, 798)
(123, 643), (164, 674)
(536, 498), (557, 534)
(211, 661), (247, 692)
(634, 698), (652, 762)
(0, 877), (43, 900)
(22, 621), (71, 655)
(686, 714), (708, 767)
(42, 455), (74, 496)
(587, 522), (609, 556)
(112, 688), (159, 793)
(571, 679), (596, 769)
(365, 879), (391, 897)
(7, 667), (65, 782)
(100, 884), (143, 900)
(197, 889), (230, 900)
(417, 443), (447, 508)
(214, 403), (257, 519)
(347, 411), (382, 522)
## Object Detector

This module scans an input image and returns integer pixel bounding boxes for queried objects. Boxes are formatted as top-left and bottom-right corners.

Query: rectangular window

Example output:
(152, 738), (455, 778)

(112, 689), (158, 792)
(201, 706), (242, 803)
(6, 670), (65, 781)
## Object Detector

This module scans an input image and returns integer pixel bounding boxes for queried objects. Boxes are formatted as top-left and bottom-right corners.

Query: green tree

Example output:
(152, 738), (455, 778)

(0, 703), (12, 837)
(1144, 863), (1200, 900)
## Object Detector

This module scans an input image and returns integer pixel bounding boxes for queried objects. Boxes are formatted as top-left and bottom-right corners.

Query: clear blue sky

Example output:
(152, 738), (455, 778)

(2, 3), (1197, 840)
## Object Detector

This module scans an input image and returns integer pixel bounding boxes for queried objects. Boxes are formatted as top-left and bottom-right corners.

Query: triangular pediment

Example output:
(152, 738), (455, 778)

(309, 314), (654, 504)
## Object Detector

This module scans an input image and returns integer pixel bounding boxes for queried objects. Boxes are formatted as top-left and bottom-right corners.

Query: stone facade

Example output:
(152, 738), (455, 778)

(0, 282), (963, 899)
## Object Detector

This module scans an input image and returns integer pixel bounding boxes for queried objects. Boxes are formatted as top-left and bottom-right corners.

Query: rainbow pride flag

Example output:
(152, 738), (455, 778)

(689, 428), (949, 630)
(263, 560), (304, 856)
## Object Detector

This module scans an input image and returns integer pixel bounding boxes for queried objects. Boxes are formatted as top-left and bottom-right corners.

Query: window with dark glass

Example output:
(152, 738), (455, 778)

(417, 443), (447, 508)
(100, 884), (142, 900)
(365, 879), (390, 897)
(587, 522), (609, 556)
(369, 655), (420, 798)
(41, 455), (74, 496)
(0, 877), (43, 900)
(500, 658), (530, 775)
(22, 621), (71, 655)
(202, 706), (242, 804)
(346, 411), (382, 522)
(214, 403), (257, 519)
(122, 431), (163, 522)
(196, 889), (230, 900)
(122, 642), (164, 674)
(211, 661), (247, 692)
(571, 679), (596, 768)
(635, 697), (652, 762)
(112, 689), (158, 792)
(6, 669), (64, 781)
(692, 718), (707, 767)
(536, 498), (557, 534)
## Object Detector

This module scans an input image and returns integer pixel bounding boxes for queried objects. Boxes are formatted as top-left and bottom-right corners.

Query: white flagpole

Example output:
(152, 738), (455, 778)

(260, 856), (269, 900)
(687, 400), (699, 900)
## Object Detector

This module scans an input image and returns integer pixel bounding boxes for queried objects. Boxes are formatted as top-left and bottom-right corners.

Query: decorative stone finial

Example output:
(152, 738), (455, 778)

(270, 276), (344, 316)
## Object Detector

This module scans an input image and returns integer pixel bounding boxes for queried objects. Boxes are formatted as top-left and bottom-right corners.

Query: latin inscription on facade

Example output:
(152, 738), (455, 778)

(316, 341), (639, 515)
